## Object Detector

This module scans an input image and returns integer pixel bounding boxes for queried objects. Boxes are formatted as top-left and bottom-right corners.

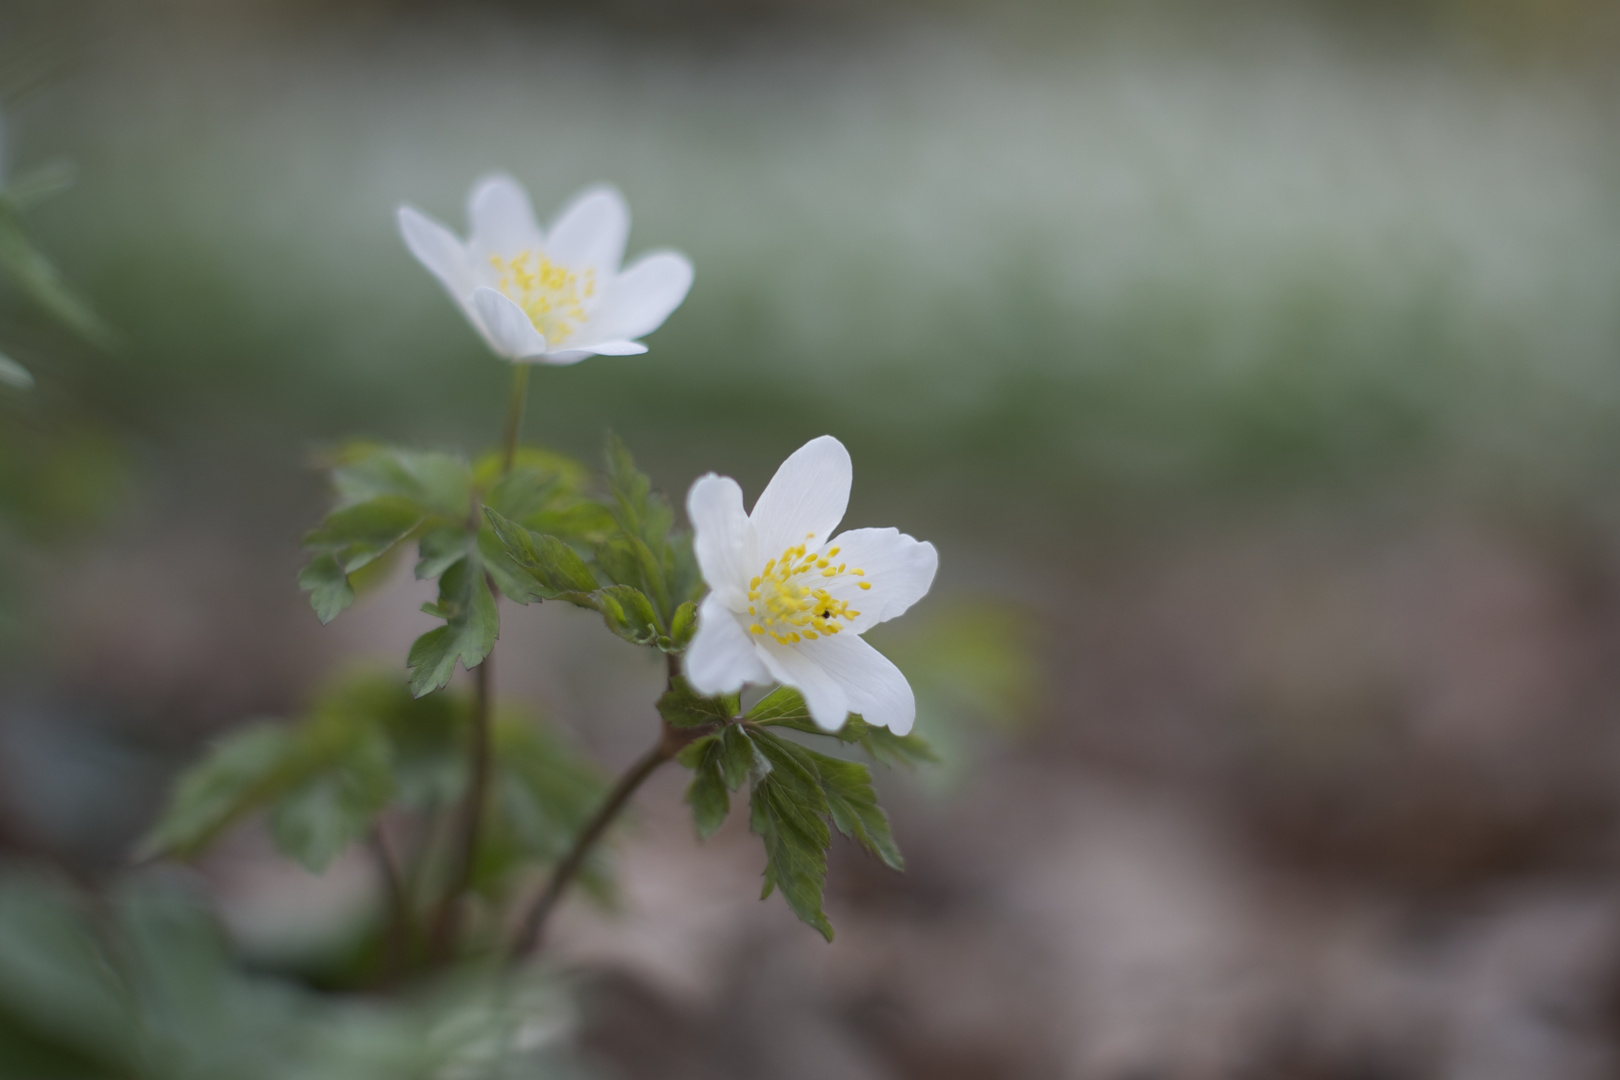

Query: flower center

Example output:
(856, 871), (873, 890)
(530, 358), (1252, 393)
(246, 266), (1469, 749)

(489, 251), (597, 346)
(745, 537), (871, 644)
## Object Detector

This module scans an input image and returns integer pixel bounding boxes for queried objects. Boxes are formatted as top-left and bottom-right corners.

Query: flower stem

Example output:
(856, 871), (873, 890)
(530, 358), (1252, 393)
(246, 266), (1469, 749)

(428, 653), (493, 963)
(500, 363), (531, 473)
(427, 365), (531, 965)
(511, 659), (709, 961)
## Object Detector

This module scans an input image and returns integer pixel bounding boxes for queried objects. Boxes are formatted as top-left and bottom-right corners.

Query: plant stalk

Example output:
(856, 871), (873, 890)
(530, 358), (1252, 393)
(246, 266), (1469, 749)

(427, 364), (531, 964)
(500, 363), (531, 473)
(511, 659), (708, 960)
(427, 654), (493, 963)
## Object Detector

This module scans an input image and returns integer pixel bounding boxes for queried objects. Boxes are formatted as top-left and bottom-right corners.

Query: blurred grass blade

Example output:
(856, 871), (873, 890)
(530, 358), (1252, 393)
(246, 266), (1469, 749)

(0, 349), (32, 389)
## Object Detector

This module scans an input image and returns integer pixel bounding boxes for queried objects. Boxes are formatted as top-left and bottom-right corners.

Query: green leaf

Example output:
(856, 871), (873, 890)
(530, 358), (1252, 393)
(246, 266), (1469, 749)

(483, 508), (599, 598)
(407, 559), (499, 698)
(329, 445), (470, 519)
(414, 525), (469, 580)
(593, 584), (661, 645)
(680, 725), (766, 840)
(799, 749), (903, 870)
(303, 496), (424, 574)
(683, 737), (730, 840)
(667, 601), (697, 651)
(850, 718), (940, 768)
(747, 730), (833, 940)
(137, 724), (299, 860)
(0, 206), (116, 349)
(745, 686), (938, 766)
(656, 680), (736, 729)
(297, 554), (354, 625)
(267, 729), (393, 874)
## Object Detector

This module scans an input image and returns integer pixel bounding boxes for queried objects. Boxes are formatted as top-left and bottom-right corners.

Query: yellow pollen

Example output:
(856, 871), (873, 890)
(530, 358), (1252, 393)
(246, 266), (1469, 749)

(747, 540), (869, 643)
(489, 250), (597, 346)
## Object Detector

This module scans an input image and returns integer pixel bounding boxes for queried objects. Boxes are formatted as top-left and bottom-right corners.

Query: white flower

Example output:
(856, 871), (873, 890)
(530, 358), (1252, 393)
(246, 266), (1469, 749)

(684, 436), (939, 734)
(397, 175), (693, 364)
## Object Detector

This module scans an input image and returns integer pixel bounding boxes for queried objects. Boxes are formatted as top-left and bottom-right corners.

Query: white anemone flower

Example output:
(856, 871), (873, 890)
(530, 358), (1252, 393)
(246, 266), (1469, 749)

(397, 175), (693, 364)
(685, 436), (939, 734)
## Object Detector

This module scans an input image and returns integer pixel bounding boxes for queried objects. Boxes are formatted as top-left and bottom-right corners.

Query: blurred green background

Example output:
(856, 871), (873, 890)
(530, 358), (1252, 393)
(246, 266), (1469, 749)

(7, 0), (1620, 1076)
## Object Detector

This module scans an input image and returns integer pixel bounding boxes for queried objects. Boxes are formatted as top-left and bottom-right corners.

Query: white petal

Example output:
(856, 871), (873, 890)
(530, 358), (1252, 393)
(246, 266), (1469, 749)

(687, 474), (754, 606)
(756, 637), (850, 731)
(820, 528), (938, 632)
(544, 184), (629, 276)
(472, 287), (548, 360)
(467, 173), (541, 255)
(398, 205), (475, 296)
(805, 634), (917, 735)
(596, 250), (696, 341)
(595, 251), (693, 342)
(686, 594), (769, 695)
(577, 339), (648, 356)
(749, 435), (851, 562)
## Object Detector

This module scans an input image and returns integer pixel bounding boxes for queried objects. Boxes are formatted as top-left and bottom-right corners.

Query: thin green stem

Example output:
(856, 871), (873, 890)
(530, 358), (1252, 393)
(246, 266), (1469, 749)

(426, 364), (531, 965)
(500, 363), (531, 473)
(427, 655), (493, 963)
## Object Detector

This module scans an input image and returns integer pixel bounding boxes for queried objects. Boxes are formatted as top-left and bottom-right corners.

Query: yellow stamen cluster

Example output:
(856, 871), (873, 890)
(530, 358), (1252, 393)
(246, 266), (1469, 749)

(489, 250), (597, 346)
(745, 538), (866, 644)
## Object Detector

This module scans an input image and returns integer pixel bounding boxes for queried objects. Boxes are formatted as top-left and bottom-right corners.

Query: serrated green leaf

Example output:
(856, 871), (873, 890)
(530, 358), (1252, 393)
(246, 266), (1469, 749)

(297, 554), (355, 625)
(267, 729), (393, 874)
(746, 686), (938, 766)
(743, 685), (819, 726)
(415, 525), (469, 580)
(483, 508), (599, 598)
(304, 496), (424, 574)
(407, 560), (499, 698)
(475, 526), (545, 604)
(719, 724), (767, 790)
(799, 748), (903, 870)
(684, 738), (730, 841)
(656, 681), (736, 729)
(330, 446), (470, 519)
(137, 725), (300, 860)
(850, 718), (940, 767)
(747, 730), (833, 940)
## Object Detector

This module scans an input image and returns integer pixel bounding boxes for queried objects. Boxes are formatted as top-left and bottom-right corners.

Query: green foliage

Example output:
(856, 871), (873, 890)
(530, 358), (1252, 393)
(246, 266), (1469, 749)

(679, 725), (765, 839)
(0, 197), (116, 351)
(744, 686), (939, 767)
(746, 729), (834, 940)
(657, 679), (738, 729)
(139, 671), (605, 888)
(664, 685), (916, 939)
(300, 443), (606, 695)
(408, 556), (499, 697)
(0, 868), (582, 1079)
(596, 434), (703, 631)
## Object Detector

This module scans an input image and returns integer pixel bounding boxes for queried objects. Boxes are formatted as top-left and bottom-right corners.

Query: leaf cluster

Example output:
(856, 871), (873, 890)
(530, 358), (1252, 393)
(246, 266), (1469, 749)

(481, 434), (703, 653)
(138, 671), (606, 892)
(298, 444), (610, 696)
(670, 686), (935, 941)
(0, 868), (581, 1080)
